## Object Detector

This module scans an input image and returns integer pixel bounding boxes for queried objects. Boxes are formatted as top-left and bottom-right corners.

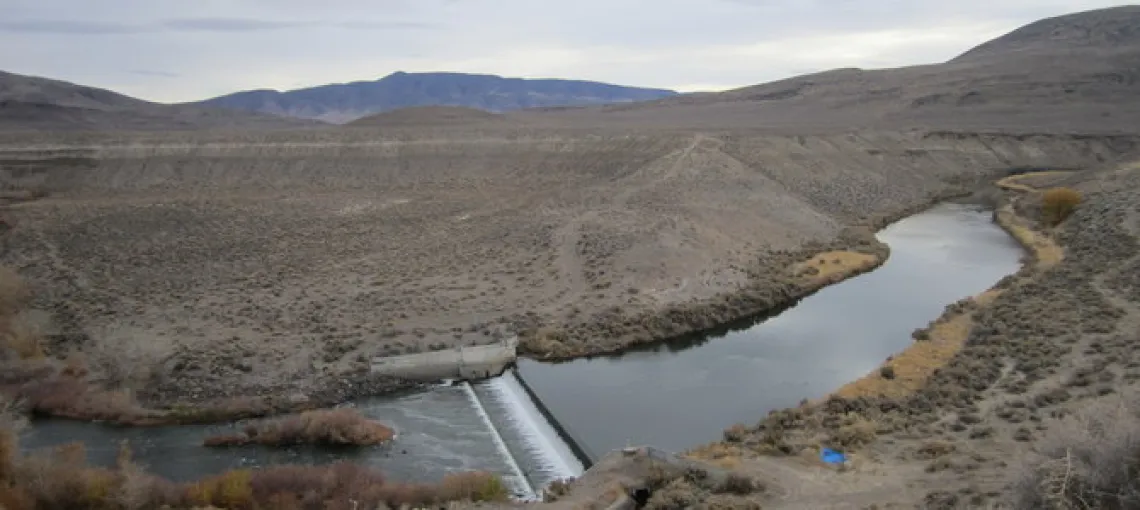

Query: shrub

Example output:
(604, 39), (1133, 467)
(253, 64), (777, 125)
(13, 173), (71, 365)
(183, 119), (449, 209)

(829, 413), (878, 449)
(1012, 396), (1140, 509)
(203, 408), (394, 447)
(717, 474), (760, 495)
(437, 471), (511, 502)
(19, 378), (145, 423)
(0, 266), (28, 317)
(1041, 187), (1082, 226)
(543, 477), (575, 502)
(1, 415), (506, 509)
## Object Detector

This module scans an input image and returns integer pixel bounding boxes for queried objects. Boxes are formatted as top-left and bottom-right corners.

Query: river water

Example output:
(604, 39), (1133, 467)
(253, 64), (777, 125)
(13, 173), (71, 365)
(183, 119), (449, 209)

(517, 202), (1023, 458)
(18, 202), (1023, 493)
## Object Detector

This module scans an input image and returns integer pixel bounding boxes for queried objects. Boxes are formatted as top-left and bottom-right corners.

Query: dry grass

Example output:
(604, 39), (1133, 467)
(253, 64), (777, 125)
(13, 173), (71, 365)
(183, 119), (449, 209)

(791, 250), (881, 286)
(995, 171), (1075, 193)
(203, 408), (394, 447)
(0, 267), (42, 361)
(0, 416), (508, 510)
(684, 442), (747, 470)
(834, 197), (1060, 401)
(996, 204), (1064, 268)
(0, 266), (28, 318)
(1013, 395), (1140, 509)
(835, 290), (1000, 399)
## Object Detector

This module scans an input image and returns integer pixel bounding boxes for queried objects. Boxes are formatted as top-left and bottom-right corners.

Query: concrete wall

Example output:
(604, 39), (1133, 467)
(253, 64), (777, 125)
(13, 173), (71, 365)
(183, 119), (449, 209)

(371, 336), (518, 382)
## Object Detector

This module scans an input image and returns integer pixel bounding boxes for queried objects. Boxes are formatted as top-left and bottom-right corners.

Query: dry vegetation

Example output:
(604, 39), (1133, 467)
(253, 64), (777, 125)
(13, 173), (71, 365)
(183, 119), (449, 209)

(2, 130), (1125, 407)
(1012, 394), (1140, 509)
(536, 447), (765, 510)
(0, 406), (508, 510)
(683, 162), (1140, 508)
(790, 250), (883, 287)
(1042, 187), (1083, 226)
(203, 408), (394, 447)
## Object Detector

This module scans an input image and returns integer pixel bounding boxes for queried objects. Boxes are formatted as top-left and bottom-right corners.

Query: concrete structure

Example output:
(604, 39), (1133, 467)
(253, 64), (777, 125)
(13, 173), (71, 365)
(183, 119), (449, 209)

(370, 336), (518, 381)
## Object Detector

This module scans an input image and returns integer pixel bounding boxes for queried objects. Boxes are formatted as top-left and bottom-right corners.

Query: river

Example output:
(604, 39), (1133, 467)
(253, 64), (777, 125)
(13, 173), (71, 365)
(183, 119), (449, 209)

(18, 201), (1024, 496)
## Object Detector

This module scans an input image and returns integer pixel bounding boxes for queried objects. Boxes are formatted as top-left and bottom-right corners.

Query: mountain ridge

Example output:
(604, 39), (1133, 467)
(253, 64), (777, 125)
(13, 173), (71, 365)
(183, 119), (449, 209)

(195, 71), (679, 124)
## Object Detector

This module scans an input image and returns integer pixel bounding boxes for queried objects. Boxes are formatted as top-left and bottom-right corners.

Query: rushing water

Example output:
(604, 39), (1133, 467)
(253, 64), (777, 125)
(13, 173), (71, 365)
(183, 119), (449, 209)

(516, 202), (1024, 459)
(19, 202), (1023, 490)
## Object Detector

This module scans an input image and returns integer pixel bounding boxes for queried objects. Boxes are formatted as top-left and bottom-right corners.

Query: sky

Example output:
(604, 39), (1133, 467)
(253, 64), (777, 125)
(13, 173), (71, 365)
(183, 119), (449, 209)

(0, 0), (1128, 103)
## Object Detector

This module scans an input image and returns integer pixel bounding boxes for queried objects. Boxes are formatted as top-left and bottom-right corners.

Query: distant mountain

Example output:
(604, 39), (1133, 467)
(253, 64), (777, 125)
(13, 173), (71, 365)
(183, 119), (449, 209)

(196, 72), (679, 124)
(0, 70), (317, 132)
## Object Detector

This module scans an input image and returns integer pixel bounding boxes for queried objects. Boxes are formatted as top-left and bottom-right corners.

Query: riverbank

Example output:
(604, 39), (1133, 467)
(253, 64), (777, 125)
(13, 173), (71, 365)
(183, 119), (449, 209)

(515, 189), (989, 362)
(673, 161), (1140, 507)
(829, 179), (1063, 401)
(689, 175), (1061, 454)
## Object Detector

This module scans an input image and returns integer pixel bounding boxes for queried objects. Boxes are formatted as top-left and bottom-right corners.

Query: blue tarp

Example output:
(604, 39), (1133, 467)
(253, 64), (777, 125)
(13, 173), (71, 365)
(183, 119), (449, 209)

(820, 448), (847, 464)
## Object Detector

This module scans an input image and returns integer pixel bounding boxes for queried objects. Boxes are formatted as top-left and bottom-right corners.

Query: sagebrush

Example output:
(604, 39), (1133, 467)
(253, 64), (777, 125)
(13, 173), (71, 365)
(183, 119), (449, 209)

(1012, 395), (1140, 509)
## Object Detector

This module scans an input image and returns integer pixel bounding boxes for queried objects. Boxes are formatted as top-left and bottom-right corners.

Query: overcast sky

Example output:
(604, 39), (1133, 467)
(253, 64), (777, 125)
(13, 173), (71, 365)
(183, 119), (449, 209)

(0, 0), (1127, 103)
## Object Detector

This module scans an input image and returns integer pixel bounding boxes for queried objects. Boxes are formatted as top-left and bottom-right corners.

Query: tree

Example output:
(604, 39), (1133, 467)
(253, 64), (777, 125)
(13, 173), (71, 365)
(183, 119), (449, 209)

(1041, 187), (1082, 226)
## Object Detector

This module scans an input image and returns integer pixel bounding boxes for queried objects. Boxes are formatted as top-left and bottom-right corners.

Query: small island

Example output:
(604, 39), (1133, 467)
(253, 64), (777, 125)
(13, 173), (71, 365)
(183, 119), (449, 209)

(203, 408), (395, 448)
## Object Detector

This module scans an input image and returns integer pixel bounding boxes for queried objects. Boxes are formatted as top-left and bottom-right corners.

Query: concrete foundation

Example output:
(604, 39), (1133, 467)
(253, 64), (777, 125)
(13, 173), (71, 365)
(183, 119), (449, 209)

(370, 336), (518, 382)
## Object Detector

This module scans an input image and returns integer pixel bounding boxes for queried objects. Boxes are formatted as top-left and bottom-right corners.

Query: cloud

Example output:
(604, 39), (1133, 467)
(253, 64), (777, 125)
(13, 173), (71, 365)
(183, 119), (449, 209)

(0, 16), (437, 36)
(335, 21), (442, 30)
(123, 69), (182, 78)
(161, 18), (311, 32)
(0, 20), (142, 34)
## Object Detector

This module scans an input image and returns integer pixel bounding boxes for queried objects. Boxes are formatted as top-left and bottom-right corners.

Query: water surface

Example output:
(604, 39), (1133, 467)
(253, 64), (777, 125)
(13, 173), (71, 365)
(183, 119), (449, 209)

(516, 203), (1023, 458)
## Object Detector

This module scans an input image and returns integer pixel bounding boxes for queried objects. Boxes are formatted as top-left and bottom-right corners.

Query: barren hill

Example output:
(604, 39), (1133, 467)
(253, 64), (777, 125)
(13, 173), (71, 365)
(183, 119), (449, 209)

(954, 5), (1140, 61)
(511, 6), (1140, 134)
(0, 70), (319, 132)
(197, 72), (678, 124)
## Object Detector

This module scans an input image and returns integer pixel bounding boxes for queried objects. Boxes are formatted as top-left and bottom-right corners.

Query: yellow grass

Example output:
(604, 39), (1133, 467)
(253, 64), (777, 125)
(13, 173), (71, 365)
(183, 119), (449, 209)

(792, 250), (881, 285)
(835, 200), (1062, 400)
(835, 290), (1001, 399)
(995, 171), (1074, 193)
(684, 442), (746, 469)
(996, 205), (1064, 269)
